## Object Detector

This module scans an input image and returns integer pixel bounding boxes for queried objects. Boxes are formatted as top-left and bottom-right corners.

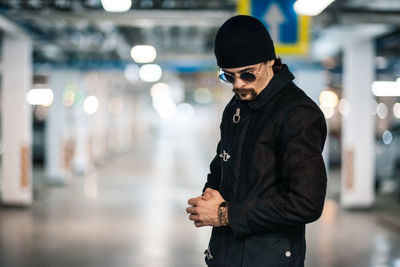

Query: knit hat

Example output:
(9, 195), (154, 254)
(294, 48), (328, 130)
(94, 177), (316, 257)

(214, 15), (276, 68)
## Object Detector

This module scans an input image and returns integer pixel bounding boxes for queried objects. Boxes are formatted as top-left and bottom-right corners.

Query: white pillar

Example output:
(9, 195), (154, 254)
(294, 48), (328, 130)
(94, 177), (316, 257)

(117, 94), (134, 152)
(45, 70), (71, 184)
(72, 73), (91, 174)
(88, 71), (109, 164)
(341, 37), (375, 208)
(1, 34), (33, 205)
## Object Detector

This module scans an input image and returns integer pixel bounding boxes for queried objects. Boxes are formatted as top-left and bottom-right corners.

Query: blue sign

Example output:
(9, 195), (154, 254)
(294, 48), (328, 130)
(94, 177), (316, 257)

(238, 0), (310, 55)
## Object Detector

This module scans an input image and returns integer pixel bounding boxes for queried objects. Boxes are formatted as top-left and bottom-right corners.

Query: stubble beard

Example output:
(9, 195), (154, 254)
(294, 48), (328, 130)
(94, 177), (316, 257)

(232, 88), (258, 101)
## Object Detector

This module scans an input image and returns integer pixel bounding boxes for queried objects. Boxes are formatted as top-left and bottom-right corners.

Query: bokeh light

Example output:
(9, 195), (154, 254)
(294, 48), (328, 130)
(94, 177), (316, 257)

(26, 88), (54, 106)
(131, 45), (157, 63)
(393, 103), (400, 119)
(320, 106), (335, 119)
(139, 64), (162, 82)
(151, 83), (171, 99)
(382, 130), (393, 145)
(377, 103), (388, 119)
(108, 97), (124, 114)
(101, 0), (132, 12)
(319, 90), (339, 108)
(194, 88), (213, 104)
(83, 96), (99, 115)
(338, 98), (351, 116)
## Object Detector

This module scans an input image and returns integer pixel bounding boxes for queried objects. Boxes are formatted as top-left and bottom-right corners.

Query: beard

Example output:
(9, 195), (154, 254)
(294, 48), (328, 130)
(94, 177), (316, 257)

(232, 88), (258, 101)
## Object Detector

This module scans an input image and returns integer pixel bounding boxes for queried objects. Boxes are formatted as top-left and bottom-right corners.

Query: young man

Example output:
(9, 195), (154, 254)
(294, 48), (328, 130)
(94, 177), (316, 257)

(186, 15), (327, 267)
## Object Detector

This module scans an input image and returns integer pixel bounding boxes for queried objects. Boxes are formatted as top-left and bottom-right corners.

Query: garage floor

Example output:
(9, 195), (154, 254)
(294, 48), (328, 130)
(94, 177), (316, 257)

(0, 131), (399, 267)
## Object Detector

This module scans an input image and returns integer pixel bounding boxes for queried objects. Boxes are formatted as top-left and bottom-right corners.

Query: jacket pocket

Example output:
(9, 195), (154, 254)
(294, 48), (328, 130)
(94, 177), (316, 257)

(242, 235), (299, 267)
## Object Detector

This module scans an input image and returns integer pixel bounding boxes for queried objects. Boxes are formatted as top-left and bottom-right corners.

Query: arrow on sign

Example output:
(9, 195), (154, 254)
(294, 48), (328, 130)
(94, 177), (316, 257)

(264, 3), (285, 44)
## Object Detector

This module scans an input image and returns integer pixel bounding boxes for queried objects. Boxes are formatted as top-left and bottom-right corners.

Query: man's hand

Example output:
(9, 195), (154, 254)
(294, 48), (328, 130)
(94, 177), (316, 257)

(186, 188), (225, 227)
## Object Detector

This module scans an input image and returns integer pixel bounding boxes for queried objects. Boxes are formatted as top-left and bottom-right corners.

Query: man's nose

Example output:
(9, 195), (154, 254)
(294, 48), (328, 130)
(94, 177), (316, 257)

(233, 76), (246, 88)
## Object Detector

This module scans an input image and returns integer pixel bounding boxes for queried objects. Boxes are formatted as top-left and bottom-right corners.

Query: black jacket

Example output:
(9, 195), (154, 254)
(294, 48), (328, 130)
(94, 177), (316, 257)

(203, 65), (327, 267)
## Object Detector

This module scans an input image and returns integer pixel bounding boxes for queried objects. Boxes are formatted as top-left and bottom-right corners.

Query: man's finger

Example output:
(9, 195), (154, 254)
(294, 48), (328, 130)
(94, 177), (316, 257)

(195, 221), (205, 227)
(187, 198), (195, 205)
(204, 188), (215, 194)
(201, 192), (212, 201)
(186, 206), (197, 214)
(188, 196), (200, 206)
(189, 214), (200, 221)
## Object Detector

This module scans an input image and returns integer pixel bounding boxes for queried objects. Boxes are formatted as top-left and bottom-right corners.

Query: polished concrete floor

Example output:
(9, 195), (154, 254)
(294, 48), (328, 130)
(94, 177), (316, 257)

(1, 127), (400, 267)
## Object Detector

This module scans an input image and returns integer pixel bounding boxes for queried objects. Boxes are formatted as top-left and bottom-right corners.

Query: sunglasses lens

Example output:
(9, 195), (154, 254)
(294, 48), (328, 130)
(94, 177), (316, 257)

(219, 73), (235, 84)
(240, 72), (256, 82)
(218, 70), (257, 84)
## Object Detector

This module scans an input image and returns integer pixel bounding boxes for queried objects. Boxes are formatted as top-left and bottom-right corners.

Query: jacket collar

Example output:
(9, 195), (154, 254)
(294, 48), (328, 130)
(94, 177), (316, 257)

(246, 64), (295, 110)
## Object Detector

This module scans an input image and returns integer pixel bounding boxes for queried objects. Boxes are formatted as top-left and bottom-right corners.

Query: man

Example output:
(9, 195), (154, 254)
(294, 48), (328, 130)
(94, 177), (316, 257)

(186, 15), (327, 267)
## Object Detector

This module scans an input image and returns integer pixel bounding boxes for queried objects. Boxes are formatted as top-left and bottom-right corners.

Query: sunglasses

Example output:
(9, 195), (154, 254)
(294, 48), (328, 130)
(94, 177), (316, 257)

(218, 64), (263, 84)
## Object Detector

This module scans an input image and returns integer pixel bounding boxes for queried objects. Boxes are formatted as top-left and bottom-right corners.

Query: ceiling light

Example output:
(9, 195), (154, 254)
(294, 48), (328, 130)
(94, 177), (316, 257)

(101, 0), (132, 12)
(26, 89), (54, 106)
(371, 81), (400, 96)
(294, 0), (335, 16)
(139, 64), (162, 82)
(130, 45), (157, 63)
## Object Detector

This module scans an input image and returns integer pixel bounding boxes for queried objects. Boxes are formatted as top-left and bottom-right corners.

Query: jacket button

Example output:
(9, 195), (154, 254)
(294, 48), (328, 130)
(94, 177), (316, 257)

(285, 251), (291, 257)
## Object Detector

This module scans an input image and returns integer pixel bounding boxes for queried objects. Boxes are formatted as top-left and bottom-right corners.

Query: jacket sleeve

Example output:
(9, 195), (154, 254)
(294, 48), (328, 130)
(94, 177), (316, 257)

(228, 105), (327, 237)
(202, 141), (222, 192)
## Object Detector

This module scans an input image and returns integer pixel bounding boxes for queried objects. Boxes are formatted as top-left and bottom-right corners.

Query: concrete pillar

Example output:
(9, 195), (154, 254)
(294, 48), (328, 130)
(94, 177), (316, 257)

(45, 70), (70, 184)
(87, 71), (109, 164)
(72, 73), (91, 174)
(341, 37), (375, 208)
(1, 34), (33, 205)
(118, 94), (134, 151)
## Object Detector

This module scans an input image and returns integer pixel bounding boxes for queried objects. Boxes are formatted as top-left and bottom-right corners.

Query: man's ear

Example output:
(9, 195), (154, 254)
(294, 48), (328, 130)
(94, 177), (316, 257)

(266, 59), (275, 67)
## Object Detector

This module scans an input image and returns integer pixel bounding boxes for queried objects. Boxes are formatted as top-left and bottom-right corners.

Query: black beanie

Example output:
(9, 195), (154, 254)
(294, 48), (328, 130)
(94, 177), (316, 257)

(214, 15), (276, 68)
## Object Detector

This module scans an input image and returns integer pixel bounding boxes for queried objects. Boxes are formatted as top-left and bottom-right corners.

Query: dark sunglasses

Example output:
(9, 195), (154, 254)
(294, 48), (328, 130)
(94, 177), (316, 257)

(218, 64), (263, 84)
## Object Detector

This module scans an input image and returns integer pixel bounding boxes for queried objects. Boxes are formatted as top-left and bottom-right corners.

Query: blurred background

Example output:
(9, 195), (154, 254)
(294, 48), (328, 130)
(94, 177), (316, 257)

(0, 0), (399, 266)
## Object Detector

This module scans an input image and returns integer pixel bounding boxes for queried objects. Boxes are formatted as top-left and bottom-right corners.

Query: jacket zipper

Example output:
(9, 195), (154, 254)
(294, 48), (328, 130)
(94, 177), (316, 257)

(220, 104), (241, 190)
(233, 108), (241, 123)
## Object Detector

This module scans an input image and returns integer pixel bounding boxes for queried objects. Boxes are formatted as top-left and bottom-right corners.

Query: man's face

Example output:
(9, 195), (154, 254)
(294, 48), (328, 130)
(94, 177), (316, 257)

(220, 60), (275, 101)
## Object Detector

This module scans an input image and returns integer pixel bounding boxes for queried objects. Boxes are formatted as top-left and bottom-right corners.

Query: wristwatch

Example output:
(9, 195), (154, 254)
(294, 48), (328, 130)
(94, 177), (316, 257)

(218, 201), (229, 226)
